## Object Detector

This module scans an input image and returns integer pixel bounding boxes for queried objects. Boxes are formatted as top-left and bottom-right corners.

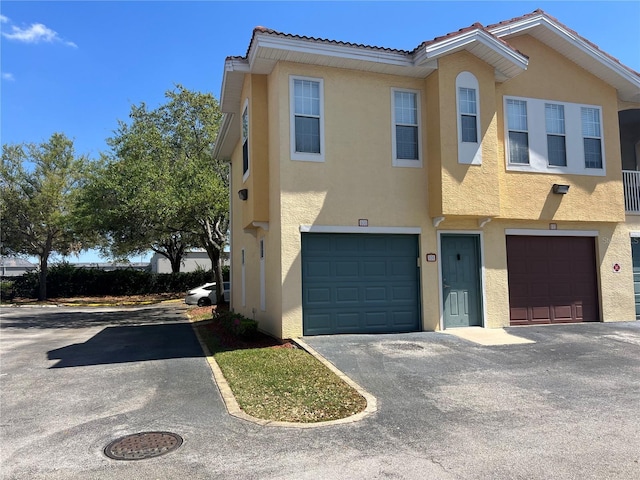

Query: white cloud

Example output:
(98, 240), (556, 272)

(1, 20), (77, 48)
(0, 15), (9, 23)
(2, 72), (15, 81)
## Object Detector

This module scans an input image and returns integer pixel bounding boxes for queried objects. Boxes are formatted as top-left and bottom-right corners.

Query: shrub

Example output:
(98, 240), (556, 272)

(215, 310), (258, 338)
(0, 280), (15, 301)
(11, 273), (38, 298)
(4, 266), (217, 298)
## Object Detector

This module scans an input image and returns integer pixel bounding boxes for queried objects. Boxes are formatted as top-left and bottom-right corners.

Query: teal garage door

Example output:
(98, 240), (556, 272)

(301, 233), (420, 335)
(632, 240), (640, 320)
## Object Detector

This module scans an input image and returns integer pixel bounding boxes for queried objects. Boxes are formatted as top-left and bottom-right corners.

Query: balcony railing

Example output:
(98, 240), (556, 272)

(623, 170), (640, 214)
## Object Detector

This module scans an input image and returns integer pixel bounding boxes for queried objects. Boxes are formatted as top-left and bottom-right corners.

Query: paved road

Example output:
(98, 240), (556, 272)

(1, 305), (639, 479)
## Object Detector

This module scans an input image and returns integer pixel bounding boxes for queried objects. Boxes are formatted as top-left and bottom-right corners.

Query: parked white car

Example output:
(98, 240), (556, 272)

(185, 282), (230, 306)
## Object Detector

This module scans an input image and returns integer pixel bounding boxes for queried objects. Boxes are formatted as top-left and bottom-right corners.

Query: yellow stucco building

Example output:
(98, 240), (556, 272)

(213, 10), (640, 339)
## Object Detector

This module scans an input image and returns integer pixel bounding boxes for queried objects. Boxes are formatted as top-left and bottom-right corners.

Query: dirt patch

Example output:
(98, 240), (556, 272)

(7, 293), (184, 306)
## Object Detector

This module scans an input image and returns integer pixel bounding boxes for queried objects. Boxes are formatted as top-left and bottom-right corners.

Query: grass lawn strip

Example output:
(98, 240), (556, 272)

(215, 348), (367, 423)
(188, 307), (370, 425)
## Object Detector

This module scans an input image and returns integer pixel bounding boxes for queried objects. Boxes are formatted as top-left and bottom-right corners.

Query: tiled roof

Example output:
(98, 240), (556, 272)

(227, 9), (638, 80)
(409, 21), (528, 60)
(487, 8), (640, 77)
(227, 25), (412, 62)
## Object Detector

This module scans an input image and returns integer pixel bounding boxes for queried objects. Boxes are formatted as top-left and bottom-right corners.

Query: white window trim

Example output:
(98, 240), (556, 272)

(259, 238), (266, 311)
(545, 102), (567, 167)
(391, 87), (423, 168)
(289, 75), (325, 162)
(505, 228), (599, 237)
(506, 98), (530, 165)
(242, 98), (250, 183)
(456, 72), (481, 165)
(504, 96), (606, 176)
(581, 106), (603, 169)
(299, 225), (422, 234)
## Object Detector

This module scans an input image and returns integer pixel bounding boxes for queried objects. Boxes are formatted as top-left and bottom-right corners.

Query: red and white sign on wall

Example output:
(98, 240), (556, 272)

(612, 263), (621, 273)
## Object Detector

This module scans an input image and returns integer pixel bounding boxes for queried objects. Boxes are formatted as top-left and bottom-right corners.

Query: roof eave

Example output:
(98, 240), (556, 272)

(414, 29), (529, 81)
(248, 32), (415, 71)
(214, 58), (249, 160)
(489, 13), (640, 102)
(212, 112), (236, 161)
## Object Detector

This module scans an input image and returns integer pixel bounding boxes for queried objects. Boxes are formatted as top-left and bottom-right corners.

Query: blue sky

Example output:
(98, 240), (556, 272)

(2, 1), (639, 263)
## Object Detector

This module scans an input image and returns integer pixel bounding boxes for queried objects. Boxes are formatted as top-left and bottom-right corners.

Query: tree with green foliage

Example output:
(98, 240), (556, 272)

(79, 85), (229, 302)
(1, 133), (93, 300)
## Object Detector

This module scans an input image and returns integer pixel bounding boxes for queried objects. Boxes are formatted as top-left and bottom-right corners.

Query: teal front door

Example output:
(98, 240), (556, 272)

(441, 234), (482, 328)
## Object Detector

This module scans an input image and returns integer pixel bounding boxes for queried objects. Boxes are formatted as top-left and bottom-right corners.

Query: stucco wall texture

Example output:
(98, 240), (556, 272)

(228, 33), (638, 339)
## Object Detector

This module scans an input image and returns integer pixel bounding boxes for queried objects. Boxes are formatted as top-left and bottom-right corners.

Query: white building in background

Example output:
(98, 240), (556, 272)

(149, 250), (229, 274)
(0, 257), (37, 277)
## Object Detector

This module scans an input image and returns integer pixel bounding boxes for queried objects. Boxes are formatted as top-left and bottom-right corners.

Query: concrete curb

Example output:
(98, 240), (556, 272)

(188, 316), (377, 428)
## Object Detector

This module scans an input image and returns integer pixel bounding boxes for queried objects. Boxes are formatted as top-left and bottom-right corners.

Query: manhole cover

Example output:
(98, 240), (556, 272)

(104, 432), (183, 460)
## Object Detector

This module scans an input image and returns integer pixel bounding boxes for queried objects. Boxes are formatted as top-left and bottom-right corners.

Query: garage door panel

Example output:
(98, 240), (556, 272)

(363, 261), (386, 276)
(531, 306), (551, 321)
(391, 285), (416, 301)
(305, 313), (331, 334)
(550, 283), (572, 297)
(391, 259), (416, 277)
(335, 261), (359, 277)
(335, 237), (359, 252)
(336, 287), (359, 303)
(364, 311), (387, 327)
(306, 287), (331, 304)
(527, 259), (549, 275)
(507, 236), (598, 325)
(530, 282), (550, 297)
(392, 311), (417, 327)
(551, 305), (573, 321)
(302, 233), (420, 335)
(306, 261), (331, 278)
(335, 312), (360, 331)
(305, 236), (333, 253)
(364, 237), (386, 252)
(364, 286), (387, 302)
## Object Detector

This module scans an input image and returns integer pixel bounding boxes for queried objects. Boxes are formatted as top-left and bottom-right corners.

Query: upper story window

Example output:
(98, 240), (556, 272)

(459, 88), (478, 142)
(545, 103), (566, 167)
(242, 100), (249, 180)
(391, 88), (422, 167)
(507, 99), (530, 165)
(504, 96), (605, 176)
(582, 107), (602, 169)
(290, 76), (324, 162)
(456, 72), (482, 164)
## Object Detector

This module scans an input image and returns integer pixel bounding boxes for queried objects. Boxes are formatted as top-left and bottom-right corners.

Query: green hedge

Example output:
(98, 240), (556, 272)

(4, 263), (229, 299)
(215, 310), (258, 338)
(0, 280), (15, 301)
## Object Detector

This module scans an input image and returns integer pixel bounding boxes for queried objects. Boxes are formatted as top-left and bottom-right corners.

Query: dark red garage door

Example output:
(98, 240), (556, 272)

(506, 236), (599, 325)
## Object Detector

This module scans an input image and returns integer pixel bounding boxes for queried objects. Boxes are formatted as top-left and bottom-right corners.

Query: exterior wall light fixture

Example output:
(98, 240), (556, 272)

(238, 188), (249, 201)
(552, 184), (570, 194)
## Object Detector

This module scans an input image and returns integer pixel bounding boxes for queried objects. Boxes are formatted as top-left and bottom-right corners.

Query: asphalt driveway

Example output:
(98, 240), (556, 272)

(1, 305), (639, 479)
